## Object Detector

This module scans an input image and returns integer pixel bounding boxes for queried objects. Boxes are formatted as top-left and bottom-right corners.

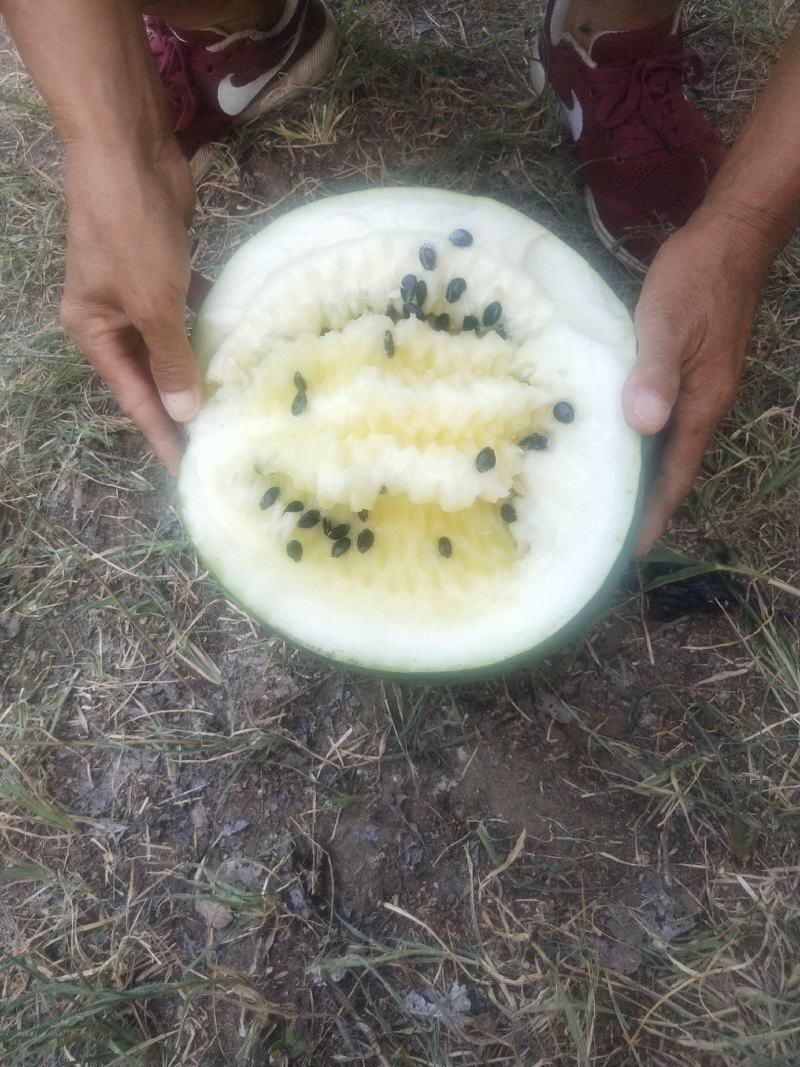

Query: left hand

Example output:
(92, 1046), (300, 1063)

(622, 209), (772, 555)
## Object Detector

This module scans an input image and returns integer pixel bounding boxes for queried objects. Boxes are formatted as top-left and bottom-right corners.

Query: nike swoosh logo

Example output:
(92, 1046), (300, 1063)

(217, 63), (286, 116)
(561, 90), (583, 141)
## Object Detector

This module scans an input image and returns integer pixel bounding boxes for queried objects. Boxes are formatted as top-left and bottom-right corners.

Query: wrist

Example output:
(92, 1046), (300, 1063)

(683, 198), (785, 282)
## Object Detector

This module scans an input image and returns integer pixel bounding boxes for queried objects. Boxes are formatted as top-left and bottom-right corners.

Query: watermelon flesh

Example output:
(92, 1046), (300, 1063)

(180, 189), (641, 678)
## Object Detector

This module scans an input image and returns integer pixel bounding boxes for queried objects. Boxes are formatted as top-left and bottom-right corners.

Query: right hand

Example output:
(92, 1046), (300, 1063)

(59, 138), (202, 473)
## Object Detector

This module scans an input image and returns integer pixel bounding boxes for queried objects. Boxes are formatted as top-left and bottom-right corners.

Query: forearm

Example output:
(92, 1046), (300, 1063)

(2, 0), (170, 154)
(698, 22), (800, 262)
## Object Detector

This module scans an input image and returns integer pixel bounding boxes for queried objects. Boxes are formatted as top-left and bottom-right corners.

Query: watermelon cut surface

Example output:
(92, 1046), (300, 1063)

(180, 189), (641, 678)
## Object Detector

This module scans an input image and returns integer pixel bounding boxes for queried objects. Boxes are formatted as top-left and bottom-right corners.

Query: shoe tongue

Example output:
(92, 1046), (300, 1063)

(588, 17), (677, 63)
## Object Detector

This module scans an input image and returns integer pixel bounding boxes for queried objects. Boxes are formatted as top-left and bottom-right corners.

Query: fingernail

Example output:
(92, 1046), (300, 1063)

(162, 389), (200, 422)
(633, 391), (671, 431)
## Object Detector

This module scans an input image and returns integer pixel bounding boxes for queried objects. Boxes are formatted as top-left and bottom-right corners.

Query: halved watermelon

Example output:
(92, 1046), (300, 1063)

(180, 189), (641, 679)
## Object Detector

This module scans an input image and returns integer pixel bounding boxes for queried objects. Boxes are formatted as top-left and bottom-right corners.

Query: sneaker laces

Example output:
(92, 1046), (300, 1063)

(593, 47), (705, 152)
(146, 19), (198, 131)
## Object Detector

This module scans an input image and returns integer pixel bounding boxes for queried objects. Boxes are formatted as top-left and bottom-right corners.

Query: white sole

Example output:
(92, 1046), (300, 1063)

(584, 189), (648, 275)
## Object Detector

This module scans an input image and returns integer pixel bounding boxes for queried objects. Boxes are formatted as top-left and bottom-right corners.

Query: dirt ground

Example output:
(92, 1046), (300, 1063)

(1, 2), (799, 1065)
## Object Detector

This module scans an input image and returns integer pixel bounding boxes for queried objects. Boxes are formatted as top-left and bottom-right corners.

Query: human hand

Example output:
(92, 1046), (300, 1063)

(622, 210), (773, 555)
(59, 140), (201, 473)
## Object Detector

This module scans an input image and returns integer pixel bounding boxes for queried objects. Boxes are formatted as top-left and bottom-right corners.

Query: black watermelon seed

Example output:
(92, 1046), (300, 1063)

(332, 537), (351, 558)
(483, 301), (502, 327)
(293, 370), (307, 391)
(259, 486), (280, 510)
(322, 517), (333, 536)
(284, 500), (304, 514)
(419, 243), (437, 271)
(463, 314), (479, 332)
(554, 401), (575, 424)
(357, 529), (375, 553)
(328, 522), (350, 541)
(384, 330), (395, 358)
(415, 279), (427, 307)
(434, 313), (450, 331)
(401, 274), (418, 303)
(449, 228), (473, 247)
(358, 509), (369, 521)
(403, 301), (425, 321)
(500, 502), (517, 523)
(291, 391), (307, 416)
(475, 446), (496, 473)
(287, 540), (303, 562)
(298, 509), (321, 528)
(386, 304), (400, 323)
(520, 433), (549, 451)
(438, 536), (453, 558)
(446, 277), (467, 303)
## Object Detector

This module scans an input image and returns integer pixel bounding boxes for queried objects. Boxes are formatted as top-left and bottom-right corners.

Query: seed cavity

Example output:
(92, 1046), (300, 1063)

(284, 500), (304, 514)
(415, 279), (427, 307)
(293, 370), (307, 391)
(438, 536), (453, 558)
(449, 228), (473, 247)
(554, 401), (575, 424)
(401, 274), (417, 303)
(500, 503), (517, 524)
(287, 540), (303, 562)
(419, 243), (437, 271)
(462, 314), (479, 332)
(259, 486), (280, 510)
(357, 509), (369, 521)
(483, 302), (502, 327)
(446, 277), (467, 303)
(327, 522), (350, 541)
(383, 330), (395, 358)
(291, 391), (307, 416)
(475, 446), (496, 473)
(357, 529), (375, 553)
(403, 301), (425, 321)
(520, 433), (548, 451)
(298, 509), (321, 528)
(332, 537), (351, 558)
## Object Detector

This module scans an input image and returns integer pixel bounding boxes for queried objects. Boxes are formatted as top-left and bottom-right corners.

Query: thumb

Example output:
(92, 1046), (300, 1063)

(623, 296), (685, 436)
(141, 311), (202, 423)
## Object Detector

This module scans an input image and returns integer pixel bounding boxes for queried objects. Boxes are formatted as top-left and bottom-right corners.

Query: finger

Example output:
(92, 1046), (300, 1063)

(138, 298), (202, 423)
(634, 396), (714, 556)
(623, 292), (689, 436)
(188, 270), (212, 313)
(82, 325), (185, 473)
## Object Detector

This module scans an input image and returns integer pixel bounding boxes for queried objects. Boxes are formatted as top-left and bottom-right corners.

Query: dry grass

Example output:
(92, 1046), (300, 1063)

(1, 1), (799, 1064)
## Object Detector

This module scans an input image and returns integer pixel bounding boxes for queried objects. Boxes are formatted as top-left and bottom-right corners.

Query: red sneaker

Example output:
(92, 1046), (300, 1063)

(531, 0), (725, 272)
(146, 0), (338, 179)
